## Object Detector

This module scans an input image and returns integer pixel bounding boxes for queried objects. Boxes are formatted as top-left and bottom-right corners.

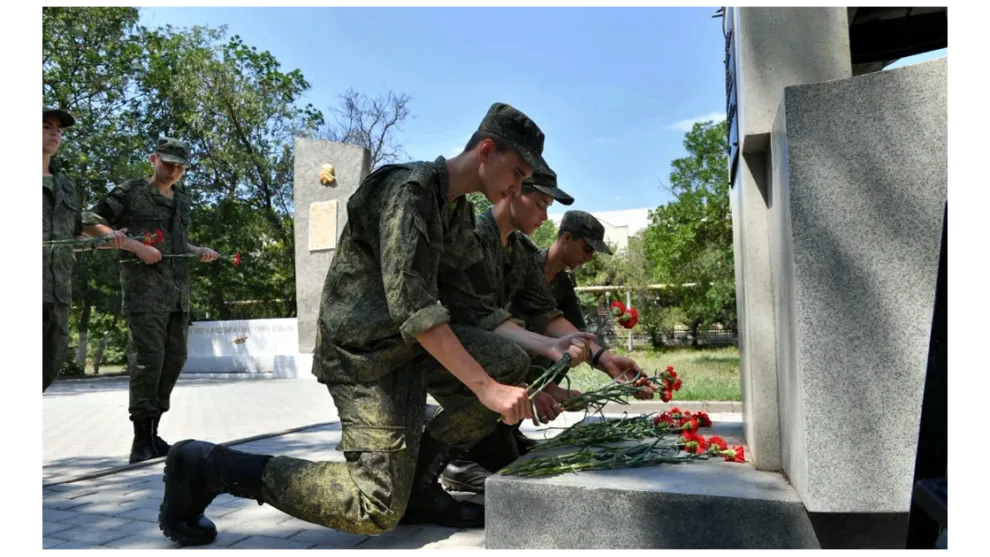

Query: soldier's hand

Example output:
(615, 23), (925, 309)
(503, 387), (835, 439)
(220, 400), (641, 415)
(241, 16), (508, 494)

(543, 381), (582, 405)
(137, 244), (162, 265)
(603, 354), (656, 400)
(198, 247), (221, 263)
(477, 381), (533, 425)
(547, 332), (595, 367)
(530, 391), (563, 426)
(103, 228), (128, 250)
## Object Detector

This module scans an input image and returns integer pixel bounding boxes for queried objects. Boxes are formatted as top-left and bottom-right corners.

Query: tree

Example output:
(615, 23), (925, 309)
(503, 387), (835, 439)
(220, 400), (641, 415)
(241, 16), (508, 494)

(317, 89), (412, 169)
(132, 25), (324, 320)
(642, 120), (735, 344)
(466, 192), (492, 216)
(530, 219), (558, 250)
(44, 7), (147, 370)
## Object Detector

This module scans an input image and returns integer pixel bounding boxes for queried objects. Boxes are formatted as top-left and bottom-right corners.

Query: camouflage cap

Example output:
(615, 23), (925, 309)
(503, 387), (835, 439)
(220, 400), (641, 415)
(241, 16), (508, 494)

(560, 210), (613, 255)
(155, 137), (191, 167)
(477, 102), (552, 176)
(43, 108), (75, 128)
(521, 169), (574, 206)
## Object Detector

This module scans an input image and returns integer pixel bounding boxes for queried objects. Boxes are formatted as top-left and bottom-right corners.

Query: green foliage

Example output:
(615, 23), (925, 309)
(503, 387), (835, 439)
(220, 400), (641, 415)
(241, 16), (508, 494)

(530, 219), (558, 250)
(466, 192), (492, 215)
(641, 120), (736, 338)
(43, 7), (412, 371)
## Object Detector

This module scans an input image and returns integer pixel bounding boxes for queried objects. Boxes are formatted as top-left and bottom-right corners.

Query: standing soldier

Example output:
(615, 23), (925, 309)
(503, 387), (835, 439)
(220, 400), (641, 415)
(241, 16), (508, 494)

(82, 137), (220, 464)
(43, 108), (126, 392)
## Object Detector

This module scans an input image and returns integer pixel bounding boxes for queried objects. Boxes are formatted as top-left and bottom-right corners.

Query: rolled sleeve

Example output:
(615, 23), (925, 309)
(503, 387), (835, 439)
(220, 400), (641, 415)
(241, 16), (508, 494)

(377, 183), (448, 343)
(477, 307), (512, 331)
(399, 302), (451, 341)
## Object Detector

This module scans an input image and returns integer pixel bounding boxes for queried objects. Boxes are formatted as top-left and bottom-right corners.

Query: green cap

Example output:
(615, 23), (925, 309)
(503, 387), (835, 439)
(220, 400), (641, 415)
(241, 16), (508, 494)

(155, 137), (191, 167)
(521, 169), (574, 205)
(43, 108), (75, 128)
(560, 210), (613, 255)
(476, 102), (552, 176)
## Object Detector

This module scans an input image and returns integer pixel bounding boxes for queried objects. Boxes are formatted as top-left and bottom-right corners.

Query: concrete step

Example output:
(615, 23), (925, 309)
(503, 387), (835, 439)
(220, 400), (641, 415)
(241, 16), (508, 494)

(484, 414), (820, 549)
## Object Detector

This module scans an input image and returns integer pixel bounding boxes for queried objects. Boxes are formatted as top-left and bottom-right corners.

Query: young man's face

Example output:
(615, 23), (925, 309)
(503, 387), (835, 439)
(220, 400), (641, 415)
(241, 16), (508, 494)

(477, 139), (532, 203)
(43, 115), (62, 155)
(561, 232), (596, 269)
(509, 191), (553, 235)
(151, 154), (187, 186)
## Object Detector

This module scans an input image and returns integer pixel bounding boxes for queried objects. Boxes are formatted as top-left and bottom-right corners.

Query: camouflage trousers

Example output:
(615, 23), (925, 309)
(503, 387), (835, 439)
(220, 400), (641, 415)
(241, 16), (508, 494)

(43, 303), (71, 392)
(259, 325), (529, 535)
(126, 311), (188, 421)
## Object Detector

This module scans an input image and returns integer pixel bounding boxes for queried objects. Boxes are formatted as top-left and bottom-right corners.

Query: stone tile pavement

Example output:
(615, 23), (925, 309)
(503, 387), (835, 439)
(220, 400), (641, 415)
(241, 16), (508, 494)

(43, 374), (743, 549)
(43, 376), (340, 484)
(42, 423), (489, 549)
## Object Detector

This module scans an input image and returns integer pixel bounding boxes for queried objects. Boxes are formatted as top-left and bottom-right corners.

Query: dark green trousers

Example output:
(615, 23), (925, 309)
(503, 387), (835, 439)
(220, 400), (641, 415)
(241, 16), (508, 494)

(42, 303), (71, 392)
(126, 311), (189, 421)
(260, 325), (529, 535)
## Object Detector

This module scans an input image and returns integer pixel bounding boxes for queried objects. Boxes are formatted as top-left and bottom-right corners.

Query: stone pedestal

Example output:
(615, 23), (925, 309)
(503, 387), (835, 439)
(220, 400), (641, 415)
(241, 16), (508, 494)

(486, 417), (819, 549)
(768, 58), (947, 513)
(292, 138), (371, 358)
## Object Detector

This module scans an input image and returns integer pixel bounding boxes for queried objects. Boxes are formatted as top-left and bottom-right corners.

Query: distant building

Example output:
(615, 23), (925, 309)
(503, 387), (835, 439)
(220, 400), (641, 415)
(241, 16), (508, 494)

(549, 208), (651, 253)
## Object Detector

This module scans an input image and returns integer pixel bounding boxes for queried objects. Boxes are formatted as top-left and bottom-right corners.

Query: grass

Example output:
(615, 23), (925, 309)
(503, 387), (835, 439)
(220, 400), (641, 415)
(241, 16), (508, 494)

(558, 346), (741, 402)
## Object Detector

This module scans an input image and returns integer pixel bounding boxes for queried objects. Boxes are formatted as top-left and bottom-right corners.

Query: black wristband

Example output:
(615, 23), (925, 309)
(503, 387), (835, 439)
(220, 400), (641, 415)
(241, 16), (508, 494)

(591, 347), (607, 367)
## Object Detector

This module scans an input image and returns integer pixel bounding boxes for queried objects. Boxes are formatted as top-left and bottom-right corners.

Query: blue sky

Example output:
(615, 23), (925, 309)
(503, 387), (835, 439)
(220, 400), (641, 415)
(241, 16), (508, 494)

(137, 7), (947, 216)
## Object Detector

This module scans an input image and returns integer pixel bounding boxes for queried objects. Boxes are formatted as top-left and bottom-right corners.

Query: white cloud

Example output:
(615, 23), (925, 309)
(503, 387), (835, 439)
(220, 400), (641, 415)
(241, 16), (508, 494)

(668, 111), (726, 132)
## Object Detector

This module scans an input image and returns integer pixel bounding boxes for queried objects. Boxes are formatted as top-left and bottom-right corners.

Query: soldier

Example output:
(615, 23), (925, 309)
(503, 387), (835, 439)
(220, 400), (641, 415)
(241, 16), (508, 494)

(441, 181), (656, 493)
(156, 103), (592, 546)
(82, 138), (220, 464)
(43, 108), (127, 392)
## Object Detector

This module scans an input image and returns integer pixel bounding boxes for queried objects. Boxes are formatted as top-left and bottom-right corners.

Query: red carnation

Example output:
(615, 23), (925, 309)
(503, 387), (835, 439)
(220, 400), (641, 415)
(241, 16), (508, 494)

(708, 436), (728, 452)
(659, 388), (673, 403)
(723, 446), (746, 463)
(654, 413), (674, 427)
(669, 407), (683, 418)
(618, 307), (639, 329)
(666, 366), (677, 378)
(695, 412), (712, 428)
(679, 417), (699, 432)
(233, 252), (241, 268)
(672, 378), (683, 391)
(609, 300), (626, 317)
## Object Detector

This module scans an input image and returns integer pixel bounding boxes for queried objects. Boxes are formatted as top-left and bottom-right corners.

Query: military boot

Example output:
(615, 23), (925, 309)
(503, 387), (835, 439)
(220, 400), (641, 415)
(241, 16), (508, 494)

(440, 423), (520, 494)
(513, 424), (539, 455)
(400, 434), (485, 528)
(158, 440), (271, 547)
(152, 417), (171, 457)
(129, 419), (158, 464)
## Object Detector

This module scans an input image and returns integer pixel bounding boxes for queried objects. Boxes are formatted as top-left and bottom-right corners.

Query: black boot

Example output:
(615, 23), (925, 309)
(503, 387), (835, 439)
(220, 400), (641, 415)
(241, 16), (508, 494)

(440, 423), (521, 494)
(159, 440), (271, 547)
(152, 417), (171, 457)
(400, 434), (485, 528)
(129, 419), (158, 465)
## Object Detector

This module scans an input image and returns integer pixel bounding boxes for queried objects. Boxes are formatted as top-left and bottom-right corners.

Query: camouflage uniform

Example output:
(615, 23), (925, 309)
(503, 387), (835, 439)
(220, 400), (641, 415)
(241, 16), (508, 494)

(42, 162), (82, 392)
(436, 175), (584, 492)
(158, 103), (554, 546)
(83, 151), (193, 423)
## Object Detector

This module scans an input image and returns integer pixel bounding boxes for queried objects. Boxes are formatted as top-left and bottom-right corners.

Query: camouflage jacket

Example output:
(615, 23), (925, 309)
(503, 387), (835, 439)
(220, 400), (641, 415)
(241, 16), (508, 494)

(42, 165), (83, 305)
(83, 178), (191, 314)
(442, 209), (560, 333)
(512, 248), (587, 331)
(313, 157), (477, 385)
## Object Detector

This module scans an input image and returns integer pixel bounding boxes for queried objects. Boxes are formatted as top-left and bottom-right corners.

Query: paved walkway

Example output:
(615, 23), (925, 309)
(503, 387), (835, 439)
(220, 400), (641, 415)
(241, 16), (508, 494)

(43, 376), (337, 484)
(43, 374), (742, 549)
(42, 422), (487, 549)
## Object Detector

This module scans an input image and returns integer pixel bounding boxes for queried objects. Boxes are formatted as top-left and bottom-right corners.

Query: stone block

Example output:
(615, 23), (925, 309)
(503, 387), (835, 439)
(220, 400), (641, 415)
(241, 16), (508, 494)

(768, 57), (947, 512)
(485, 421), (818, 549)
(292, 138), (371, 355)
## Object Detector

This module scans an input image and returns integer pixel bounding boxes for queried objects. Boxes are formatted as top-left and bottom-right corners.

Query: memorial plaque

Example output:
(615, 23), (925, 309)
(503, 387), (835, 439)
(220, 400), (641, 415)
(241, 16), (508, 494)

(308, 200), (338, 251)
(723, 7), (740, 185)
